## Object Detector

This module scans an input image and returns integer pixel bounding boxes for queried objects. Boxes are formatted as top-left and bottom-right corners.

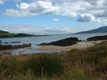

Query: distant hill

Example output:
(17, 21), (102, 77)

(0, 30), (9, 34)
(77, 26), (107, 34)
(0, 30), (35, 38)
(0, 30), (48, 38)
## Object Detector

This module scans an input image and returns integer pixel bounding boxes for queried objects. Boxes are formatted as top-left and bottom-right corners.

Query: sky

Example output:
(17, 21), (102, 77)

(0, 0), (107, 34)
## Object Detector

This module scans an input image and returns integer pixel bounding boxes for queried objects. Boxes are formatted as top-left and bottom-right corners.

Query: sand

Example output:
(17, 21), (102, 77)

(36, 41), (102, 53)
(0, 41), (102, 55)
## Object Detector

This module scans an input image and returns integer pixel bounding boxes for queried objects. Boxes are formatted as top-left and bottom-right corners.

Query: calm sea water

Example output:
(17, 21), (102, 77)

(0, 33), (107, 55)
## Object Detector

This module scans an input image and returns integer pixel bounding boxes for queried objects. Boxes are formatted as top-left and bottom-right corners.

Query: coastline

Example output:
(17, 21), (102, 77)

(36, 41), (102, 53)
(0, 41), (102, 55)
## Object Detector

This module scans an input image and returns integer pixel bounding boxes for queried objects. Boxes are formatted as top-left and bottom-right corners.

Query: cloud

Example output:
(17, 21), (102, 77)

(77, 14), (96, 22)
(17, 2), (29, 10)
(3, 0), (107, 24)
(0, 25), (73, 34)
(4, 0), (60, 17)
(0, 0), (5, 4)
(4, 9), (38, 17)
(94, 10), (107, 18)
(60, 27), (74, 33)
(53, 18), (59, 22)
(0, 25), (42, 34)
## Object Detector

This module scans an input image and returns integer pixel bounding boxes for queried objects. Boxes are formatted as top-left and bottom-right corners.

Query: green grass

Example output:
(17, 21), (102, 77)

(0, 41), (107, 80)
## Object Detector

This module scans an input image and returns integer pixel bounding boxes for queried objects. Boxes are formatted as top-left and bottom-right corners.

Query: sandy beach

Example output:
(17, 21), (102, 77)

(36, 41), (102, 53)
(0, 41), (102, 55)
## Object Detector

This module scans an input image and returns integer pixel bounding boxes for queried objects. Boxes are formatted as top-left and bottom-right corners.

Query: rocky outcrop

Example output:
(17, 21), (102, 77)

(0, 44), (31, 50)
(40, 37), (79, 46)
(87, 35), (107, 41)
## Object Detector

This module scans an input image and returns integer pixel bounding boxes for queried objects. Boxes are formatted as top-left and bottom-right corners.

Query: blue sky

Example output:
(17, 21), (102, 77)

(0, 0), (106, 34)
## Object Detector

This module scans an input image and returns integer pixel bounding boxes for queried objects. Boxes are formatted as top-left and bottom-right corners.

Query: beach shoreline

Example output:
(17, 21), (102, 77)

(36, 41), (102, 53)
(0, 41), (103, 55)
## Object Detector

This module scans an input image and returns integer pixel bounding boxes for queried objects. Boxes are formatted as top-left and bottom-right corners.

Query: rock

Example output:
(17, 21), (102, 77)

(87, 35), (107, 41)
(0, 43), (31, 50)
(39, 37), (79, 46)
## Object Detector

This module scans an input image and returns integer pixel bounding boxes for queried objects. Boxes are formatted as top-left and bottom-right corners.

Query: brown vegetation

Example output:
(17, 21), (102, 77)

(0, 41), (107, 80)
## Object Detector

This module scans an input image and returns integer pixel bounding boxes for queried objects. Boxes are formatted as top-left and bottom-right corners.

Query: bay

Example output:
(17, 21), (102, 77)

(0, 33), (107, 55)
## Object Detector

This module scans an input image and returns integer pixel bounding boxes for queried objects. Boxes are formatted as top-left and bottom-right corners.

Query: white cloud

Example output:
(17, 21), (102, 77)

(36, 1), (60, 13)
(17, 3), (29, 10)
(53, 18), (59, 22)
(4, 9), (38, 17)
(61, 27), (74, 33)
(0, 25), (41, 34)
(77, 14), (96, 22)
(0, 0), (5, 4)
(3, 0), (107, 24)
(4, 1), (60, 17)
(0, 25), (73, 34)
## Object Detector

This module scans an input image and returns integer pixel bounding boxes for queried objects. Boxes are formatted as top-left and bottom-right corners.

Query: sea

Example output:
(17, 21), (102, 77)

(0, 33), (107, 55)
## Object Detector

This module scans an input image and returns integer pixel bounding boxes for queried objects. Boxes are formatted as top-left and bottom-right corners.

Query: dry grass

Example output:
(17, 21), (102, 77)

(0, 41), (107, 80)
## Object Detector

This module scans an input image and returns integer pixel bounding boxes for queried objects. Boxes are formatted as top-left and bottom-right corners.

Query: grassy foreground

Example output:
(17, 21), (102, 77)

(0, 41), (107, 80)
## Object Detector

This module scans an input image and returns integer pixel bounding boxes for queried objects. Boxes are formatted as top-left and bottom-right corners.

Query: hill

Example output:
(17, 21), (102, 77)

(0, 30), (9, 34)
(77, 26), (107, 34)
(0, 30), (48, 38)
(0, 30), (35, 38)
